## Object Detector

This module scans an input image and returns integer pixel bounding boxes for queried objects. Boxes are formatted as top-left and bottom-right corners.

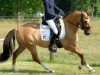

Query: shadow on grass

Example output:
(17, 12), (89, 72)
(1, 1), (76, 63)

(0, 69), (49, 74)
(91, 63), (100, 67)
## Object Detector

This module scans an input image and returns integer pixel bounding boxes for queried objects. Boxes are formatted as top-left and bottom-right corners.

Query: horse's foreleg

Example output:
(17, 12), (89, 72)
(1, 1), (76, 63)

(76, 45), (94, 72)
(77, 52), (94, 72)
(27, 45), (54, 73)
(66, 43), (94, 72)
(12, 46), (26, 72)
(75, 44), (94, 72)
(77, 53), (94, 72)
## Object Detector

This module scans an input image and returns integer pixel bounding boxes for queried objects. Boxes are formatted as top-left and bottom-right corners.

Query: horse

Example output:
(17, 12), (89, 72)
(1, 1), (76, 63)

(0, 11), (94, 73)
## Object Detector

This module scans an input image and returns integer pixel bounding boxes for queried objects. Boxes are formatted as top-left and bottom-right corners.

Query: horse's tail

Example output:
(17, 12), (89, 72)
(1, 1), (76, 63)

(0, 29), (15, 62)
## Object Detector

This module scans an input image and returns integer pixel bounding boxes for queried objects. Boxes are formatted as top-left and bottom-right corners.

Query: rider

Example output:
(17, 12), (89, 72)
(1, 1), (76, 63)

(42, 0), (65, 52)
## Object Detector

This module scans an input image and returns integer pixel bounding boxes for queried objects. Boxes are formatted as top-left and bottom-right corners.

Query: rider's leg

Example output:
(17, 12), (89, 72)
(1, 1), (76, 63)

(46, 19), (58, 35)
(49, 32), (57, 52)
(46, 19), (58, 52)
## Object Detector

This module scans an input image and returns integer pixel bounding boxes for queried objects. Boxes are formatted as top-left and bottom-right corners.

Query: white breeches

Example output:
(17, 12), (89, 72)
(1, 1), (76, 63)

(46, 18), (65, 39)
(46, 19), (58, 35)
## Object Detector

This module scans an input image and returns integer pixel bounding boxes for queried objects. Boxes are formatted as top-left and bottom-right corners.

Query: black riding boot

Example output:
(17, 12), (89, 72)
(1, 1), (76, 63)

(49, 33), (57, 52)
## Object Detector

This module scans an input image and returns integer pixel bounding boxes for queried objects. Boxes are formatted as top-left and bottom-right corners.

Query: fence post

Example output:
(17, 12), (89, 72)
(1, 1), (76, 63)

(17, 12), (21, 27)
(50, 51), (55, 62)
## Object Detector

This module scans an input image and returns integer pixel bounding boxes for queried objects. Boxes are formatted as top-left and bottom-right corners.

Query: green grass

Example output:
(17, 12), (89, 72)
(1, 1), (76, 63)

(0, 18), (100, 75)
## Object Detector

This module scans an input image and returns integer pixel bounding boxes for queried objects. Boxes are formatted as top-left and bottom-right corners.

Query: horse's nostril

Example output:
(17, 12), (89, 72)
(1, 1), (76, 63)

(85, 32), (91, 35)
(87, 33), (90, 35)
(84, 30), (91, 35)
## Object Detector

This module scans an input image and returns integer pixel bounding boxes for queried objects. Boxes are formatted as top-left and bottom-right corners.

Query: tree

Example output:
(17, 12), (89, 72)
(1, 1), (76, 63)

(55, 0), (72, 13)
(55, 0), (100, 16)
(0, 0), (43, 17)
(0, 0), (14, 16)
(0, 0), (99, 17)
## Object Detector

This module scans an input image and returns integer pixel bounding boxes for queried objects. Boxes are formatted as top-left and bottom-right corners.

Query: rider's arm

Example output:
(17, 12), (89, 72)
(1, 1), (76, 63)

(44, 0), (59, 17)
(54, 5), (65, 16)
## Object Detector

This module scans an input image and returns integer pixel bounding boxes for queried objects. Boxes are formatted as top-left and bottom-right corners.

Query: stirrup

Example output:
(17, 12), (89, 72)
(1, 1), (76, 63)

(49, 44), (57, 52)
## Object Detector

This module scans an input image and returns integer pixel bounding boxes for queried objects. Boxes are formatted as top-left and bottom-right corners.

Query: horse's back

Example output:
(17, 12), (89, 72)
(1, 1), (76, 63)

(16, 23), (49, 48)
(16, 23), (40, 45)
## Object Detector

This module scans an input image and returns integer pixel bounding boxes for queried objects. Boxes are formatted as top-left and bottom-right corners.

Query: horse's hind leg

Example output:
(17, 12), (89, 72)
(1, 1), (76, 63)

(26, 44), (54, 73)
(66, 43), (94, 72)
(12, 45), (26, 72)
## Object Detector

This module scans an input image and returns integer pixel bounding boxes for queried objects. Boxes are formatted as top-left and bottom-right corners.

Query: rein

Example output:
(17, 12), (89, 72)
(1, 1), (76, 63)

(80, 11), (85, 29)
(63, 11), (84, 29)
(67, 21), (80, 28)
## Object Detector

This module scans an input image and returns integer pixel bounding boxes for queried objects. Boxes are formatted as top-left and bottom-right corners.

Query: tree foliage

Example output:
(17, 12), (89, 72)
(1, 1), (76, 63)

(0, 0), (43, 16)
(55, 0), (100, 16)
(0, 0), (100, 17)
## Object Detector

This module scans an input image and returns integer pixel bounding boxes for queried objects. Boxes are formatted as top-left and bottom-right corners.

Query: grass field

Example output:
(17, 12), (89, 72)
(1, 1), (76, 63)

(0, 17), (100, 75)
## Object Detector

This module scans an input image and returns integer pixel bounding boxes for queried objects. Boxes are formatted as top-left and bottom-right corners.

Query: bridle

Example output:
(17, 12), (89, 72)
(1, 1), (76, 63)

(80, 11), (91, 30)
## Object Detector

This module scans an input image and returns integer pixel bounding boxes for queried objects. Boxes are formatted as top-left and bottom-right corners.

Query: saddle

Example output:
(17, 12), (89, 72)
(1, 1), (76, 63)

(41, 16), (63, 48)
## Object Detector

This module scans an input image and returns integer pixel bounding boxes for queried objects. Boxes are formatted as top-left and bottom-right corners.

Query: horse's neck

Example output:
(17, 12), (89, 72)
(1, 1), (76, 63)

(63, 12), (81, 40)
(63, 16), (79, 33)
(65, 13), (80, 24)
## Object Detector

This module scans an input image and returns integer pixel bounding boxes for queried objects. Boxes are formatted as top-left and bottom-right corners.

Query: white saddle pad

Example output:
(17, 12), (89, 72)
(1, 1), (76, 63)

(40, 24), (50, 41)
(40, 19), (65, 41)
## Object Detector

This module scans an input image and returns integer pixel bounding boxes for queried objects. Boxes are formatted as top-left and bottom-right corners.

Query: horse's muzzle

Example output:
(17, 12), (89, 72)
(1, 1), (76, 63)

(84, 30), (91, 35)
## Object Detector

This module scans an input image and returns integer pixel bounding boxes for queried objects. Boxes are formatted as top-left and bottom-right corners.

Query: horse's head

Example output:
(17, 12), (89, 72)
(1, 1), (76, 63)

(79, 11), (91, 35)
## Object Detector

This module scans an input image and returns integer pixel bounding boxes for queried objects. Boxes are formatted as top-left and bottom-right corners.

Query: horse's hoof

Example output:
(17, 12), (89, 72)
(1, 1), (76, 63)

(12, 68), (18, 72)
(12, 69), (17, 73)
(89, 69), (94, 72)
(78, 65), (82, 70)
(48, 69), (55, 73)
